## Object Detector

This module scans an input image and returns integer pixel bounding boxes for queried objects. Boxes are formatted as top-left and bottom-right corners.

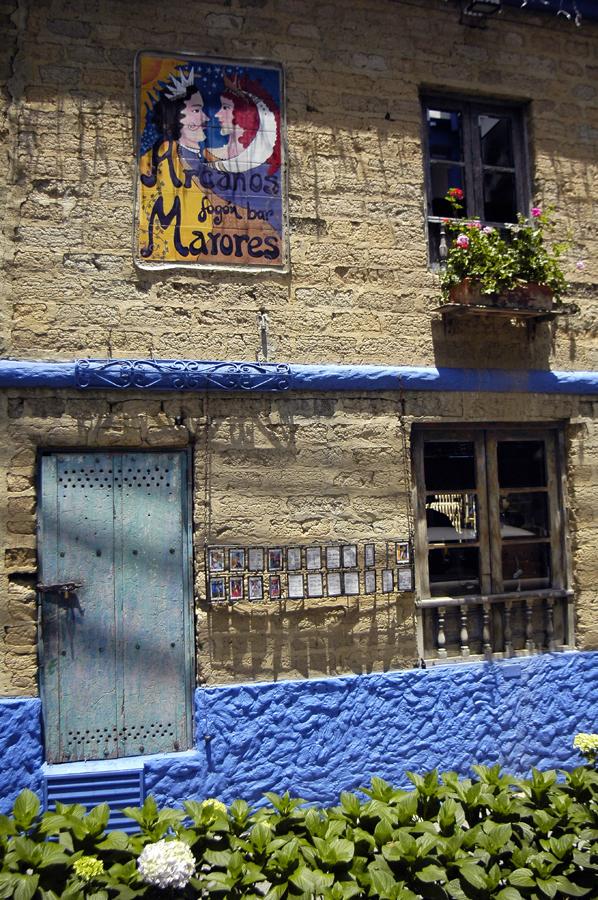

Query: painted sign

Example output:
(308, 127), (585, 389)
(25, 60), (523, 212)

(136, 53), (286, 270)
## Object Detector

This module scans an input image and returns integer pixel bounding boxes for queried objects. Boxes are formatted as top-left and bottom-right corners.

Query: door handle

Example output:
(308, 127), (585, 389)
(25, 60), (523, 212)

(38, 582), (83, 599)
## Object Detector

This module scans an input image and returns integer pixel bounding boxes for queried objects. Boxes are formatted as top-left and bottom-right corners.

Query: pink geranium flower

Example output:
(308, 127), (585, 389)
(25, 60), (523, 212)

(531, 207), (542, 218)
(482, 226), (494, 235)
(467, 221), (482, 230)
(456, 234), (470, 249)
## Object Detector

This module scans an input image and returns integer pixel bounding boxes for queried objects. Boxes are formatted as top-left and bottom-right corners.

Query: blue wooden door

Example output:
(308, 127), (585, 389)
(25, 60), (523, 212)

(39, 451), (194, 764)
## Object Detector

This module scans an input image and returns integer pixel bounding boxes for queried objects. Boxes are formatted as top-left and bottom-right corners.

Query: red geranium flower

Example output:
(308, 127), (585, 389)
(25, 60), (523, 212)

(448, 187), (464, 200)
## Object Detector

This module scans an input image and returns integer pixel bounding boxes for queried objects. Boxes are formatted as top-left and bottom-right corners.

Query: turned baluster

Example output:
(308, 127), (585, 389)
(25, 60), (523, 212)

(437, 606), (447, 657)
(439, 221), (448, 266)
(459, 604), (470, 656)
(482, 601), (492, 656)
(525, 597), (535, 651)
(504, 600), (513, 657)
(545, 596), (555, 651)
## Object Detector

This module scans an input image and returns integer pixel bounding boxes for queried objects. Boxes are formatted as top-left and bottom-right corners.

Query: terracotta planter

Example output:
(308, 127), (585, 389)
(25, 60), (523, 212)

(448, 279), (554, 311)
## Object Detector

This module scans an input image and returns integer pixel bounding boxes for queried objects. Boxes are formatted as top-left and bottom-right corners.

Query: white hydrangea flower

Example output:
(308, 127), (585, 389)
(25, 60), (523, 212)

(137, 838), (195, 890)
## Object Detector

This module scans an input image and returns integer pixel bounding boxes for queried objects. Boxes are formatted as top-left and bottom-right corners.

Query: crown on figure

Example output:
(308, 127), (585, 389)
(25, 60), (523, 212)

(164, 67), (196, 100)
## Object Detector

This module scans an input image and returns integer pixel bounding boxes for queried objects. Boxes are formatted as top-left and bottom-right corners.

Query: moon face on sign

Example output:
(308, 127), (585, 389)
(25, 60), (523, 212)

(209, 90), (277, 174)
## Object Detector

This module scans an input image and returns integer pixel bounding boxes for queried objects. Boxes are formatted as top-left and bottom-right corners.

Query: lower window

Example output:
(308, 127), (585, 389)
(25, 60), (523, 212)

(412, 427), (572, 660)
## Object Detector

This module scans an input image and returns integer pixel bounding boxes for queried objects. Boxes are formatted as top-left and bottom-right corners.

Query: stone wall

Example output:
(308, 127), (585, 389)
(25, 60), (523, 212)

(1, 386), (596, 696)
(0, 0), (597, 734)
(0, 0), (596, 371)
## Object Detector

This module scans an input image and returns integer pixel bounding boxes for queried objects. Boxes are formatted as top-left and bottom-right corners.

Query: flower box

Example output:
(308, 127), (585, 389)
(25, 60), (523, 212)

(448, 278), (555, 311)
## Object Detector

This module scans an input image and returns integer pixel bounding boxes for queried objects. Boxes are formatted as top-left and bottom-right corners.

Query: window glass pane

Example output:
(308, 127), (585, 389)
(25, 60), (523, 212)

(502, 542), (551, 588)
(479, 115), (514, 167)
(429, 547), (480, 596)
(498, 440), (546, 487)
(427, 108), (463, 161)
(430, 164), (465, 216)
(483, 172), (517, 222)
(500, 491), (549, 538)
(424, 441), (476, 491)
(426, 493), (478, 542)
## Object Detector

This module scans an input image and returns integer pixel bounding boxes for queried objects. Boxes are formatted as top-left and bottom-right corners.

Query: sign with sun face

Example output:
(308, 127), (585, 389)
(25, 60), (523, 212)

(135, 52), (286, 271)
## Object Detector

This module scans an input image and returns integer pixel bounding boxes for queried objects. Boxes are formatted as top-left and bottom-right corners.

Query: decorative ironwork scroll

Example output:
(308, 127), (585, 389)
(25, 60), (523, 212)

(75, 360), (291, 392)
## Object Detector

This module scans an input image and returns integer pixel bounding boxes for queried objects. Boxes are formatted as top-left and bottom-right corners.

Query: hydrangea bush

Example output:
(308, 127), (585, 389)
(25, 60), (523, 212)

(0, 764), (597, 898)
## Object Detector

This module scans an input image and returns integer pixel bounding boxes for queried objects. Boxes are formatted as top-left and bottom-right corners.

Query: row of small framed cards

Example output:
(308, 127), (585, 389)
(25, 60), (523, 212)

(208, 566), (414, 603)
(206, 542), (411, 574)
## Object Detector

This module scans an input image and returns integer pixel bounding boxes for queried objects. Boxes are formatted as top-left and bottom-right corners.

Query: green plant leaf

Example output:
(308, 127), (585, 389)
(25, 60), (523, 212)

(340, 792), (361, 820)
(374, 818), (394, 847)
(84, 803), (110, 836)
(536, 876), (558, 898)
(366, 864), (397, 899)
(509, 868), (536, 888)
(290, 866), (334, 893)
(459, 863), (488, 890)
(416, 863), (447, 884)
(96, 830), (129, 851)
(36, 842), (69, 867)
(495, 889), (525, 900)
(12, 792), (40, 831)
(13, 874), (39, 900)
(393, 792), (418, 824)
(250, 822), (272, 854)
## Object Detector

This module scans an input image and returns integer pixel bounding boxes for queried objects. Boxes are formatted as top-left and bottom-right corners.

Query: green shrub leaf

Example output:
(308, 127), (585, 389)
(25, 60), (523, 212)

(509, 868), (536, 888)
(459, 863), (488, 890)
(12, 792), (40, 831)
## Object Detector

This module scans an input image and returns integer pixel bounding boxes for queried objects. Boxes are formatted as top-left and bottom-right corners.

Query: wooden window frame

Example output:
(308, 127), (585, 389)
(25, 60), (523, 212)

(421, 93), (531, 264)
(412, 425), (574, 661)
(413, 425), (569, 599)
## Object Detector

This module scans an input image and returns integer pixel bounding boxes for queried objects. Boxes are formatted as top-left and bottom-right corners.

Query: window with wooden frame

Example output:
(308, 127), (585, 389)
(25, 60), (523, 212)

(421, 95), (530, 264)
(413, 428), (573, 661)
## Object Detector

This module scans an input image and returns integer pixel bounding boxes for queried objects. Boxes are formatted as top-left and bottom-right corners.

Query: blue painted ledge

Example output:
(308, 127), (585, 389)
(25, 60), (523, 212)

(0, 359), (597, 394)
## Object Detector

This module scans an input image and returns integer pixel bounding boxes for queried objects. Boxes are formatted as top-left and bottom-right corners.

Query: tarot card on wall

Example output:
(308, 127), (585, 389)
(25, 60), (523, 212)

(382, 569), (394, 593)
(327, 572), (342, 597)
(269, 574), (282, 600)
(268, 548), (283, 571)
(307, 573), (323, 598)
(229, 576), (244, 601)
(398, 567), (414, 591)
(287, 547), (302, 570)
(208, 547), (225, 572)
(248, 575), (263, 601)
(396, 541), (410, 565)
(288, 574), (304, 599)
(248, 548), (264, 571)
(306, 546), (321, 570)
(343, 571), (359, 596)
(229, 548), (245, 571)
(209, 577), (226, 601)
(342, 544), (357, 568)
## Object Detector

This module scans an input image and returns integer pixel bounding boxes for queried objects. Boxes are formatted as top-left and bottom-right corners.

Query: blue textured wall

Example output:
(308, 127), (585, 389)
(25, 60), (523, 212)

(144, 652), (598, 806)
(2, 654), (597, 811)
(0, 698), (44, 813)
